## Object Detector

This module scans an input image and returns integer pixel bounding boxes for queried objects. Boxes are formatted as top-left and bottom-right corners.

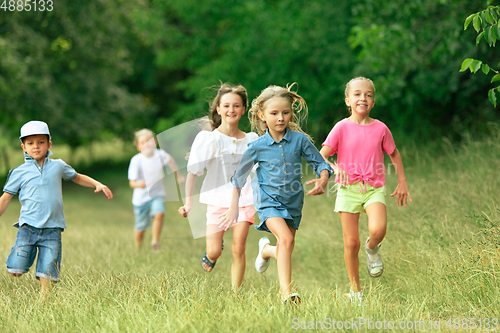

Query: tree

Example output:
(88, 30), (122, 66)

(348, 0), (499, 141)
(0, 1), (156, 148)
(128, 0), (357, 140)
(460, 1), (500, 106)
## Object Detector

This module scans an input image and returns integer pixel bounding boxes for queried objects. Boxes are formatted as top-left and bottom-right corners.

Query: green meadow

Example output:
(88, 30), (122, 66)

(1, 131), (500, 332)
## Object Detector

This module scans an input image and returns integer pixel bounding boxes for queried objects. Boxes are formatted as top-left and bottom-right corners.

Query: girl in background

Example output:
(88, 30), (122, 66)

(320, 77), (411, 304)
(220, 84), (333, 304)
(178, 83), (258, 289)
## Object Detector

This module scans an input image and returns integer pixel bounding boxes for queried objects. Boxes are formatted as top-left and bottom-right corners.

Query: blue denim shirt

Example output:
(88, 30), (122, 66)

(232, 129), (333, 230)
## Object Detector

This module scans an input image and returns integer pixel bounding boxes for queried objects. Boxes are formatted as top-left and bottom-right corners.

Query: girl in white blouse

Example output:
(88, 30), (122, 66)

(178, 83), (257, 289)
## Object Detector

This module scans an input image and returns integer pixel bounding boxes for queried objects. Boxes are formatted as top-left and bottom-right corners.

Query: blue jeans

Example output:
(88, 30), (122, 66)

(6, 224), (62, 282)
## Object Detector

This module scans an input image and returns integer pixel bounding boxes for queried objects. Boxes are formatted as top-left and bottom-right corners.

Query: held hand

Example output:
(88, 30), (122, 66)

(218, 207), (239, 231)
(335, 166), (349, 185)
(95, 184), (113, 199)
(178, 204), (191, 217)
(390, 181), (412, 207)
(137, 180), (146, 188)
(305, 178), (327, 196)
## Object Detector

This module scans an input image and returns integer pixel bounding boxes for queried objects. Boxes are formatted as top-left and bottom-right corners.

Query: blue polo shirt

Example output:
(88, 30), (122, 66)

(3, 151), (77, 229)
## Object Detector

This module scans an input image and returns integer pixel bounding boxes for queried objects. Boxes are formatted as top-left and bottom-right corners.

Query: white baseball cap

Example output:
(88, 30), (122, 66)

(19, 121), (51, 140)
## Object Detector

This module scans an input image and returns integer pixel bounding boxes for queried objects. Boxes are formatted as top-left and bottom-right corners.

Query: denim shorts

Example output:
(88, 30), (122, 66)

(334, 183), (386, 214)
(133, 197), (165, 231)
(6, 224), (62, 282)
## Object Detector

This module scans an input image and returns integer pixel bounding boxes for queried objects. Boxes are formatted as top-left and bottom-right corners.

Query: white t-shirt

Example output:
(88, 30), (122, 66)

(187, 129), (258, 207)
(128, 149), (171, 206)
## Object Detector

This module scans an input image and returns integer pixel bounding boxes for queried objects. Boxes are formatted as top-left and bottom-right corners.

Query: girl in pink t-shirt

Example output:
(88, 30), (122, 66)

(320, 77), (412, 304)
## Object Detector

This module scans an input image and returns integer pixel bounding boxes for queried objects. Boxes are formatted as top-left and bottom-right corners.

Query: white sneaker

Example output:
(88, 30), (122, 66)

(255, 237), (270, 273)
(345, 290), (364, 306)
(365, 237), (384, 278)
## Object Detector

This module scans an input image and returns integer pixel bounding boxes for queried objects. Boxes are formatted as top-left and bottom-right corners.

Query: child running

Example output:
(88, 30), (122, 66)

(0, 121), (113, 297)
(320, 77), (412, 304)
(128, 129), (184, 249)
(220, 84), (333, 304)
(178, 83), (258, 289)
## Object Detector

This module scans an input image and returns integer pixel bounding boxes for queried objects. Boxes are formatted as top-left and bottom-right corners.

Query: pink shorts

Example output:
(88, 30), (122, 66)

(206, 205), (255, 226)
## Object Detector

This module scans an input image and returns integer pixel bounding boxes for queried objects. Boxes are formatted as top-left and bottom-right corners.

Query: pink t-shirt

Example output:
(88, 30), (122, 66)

(322, 118), (396, 188)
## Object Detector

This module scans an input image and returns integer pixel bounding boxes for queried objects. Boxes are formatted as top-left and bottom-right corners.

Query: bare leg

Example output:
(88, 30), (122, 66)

(265, 217), (296, 300)
(39, 277), (52, 300)
(261, 241), (276, 260)
(134, 230), (145, 248)
(151, 212), (164, 246)
(230, 222), (250, 289)
(340, 212), (361, 292)
(204, 227), (224, 272)
(365, 203), (387, 249)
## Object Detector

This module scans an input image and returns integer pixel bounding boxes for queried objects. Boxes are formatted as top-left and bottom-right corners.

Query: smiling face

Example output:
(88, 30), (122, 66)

(345, 79), (375, 116)
(22, 134), (51, 163)
(216, 92), (245, 127)
(259, 96), (292, 139)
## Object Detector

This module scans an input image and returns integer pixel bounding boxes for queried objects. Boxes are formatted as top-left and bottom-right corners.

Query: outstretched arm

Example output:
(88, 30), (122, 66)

(319, 146), (349, 184)
(389, 148), (412, 207)
(319, 146), (335, 169)
(167, 158), (185, 185)
(0, 192), (14, 217)
(178, 172), (197, 217)
(72, 174), (113, 199)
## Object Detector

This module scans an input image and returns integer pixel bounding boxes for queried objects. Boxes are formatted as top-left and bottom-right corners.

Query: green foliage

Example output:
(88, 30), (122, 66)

(129, 0), (357, 139)
(0, 1), (156, 147)
(2, 0), (500, 146)
(461, 4), (500, 107)
(348, 0), (499, 141)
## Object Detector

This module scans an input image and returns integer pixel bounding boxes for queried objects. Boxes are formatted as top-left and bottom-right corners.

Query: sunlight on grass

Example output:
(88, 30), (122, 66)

(1, 131), (500, 332)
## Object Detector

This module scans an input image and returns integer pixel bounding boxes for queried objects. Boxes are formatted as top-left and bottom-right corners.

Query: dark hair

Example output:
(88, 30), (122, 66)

(208, 83), (248, 130)
(21, 134), (50, 144)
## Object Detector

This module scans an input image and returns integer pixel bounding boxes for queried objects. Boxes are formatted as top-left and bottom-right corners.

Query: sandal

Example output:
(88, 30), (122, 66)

(201, 252), (216, 272)
(201, 239), (224, 272)
(282, 293), (301, 305)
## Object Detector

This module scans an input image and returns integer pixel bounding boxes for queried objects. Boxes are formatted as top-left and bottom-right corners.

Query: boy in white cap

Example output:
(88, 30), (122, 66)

(0, 120), (113, 297)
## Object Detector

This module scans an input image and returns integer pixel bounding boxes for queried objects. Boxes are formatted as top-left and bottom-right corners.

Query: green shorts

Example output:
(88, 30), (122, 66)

(334, 182), (386, 214)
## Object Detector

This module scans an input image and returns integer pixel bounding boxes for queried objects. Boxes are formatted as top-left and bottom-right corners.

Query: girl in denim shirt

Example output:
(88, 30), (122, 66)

(220, 84), (333, 304)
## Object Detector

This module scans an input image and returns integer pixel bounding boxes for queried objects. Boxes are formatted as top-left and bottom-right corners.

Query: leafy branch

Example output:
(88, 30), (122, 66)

(460, 2), (500, 106)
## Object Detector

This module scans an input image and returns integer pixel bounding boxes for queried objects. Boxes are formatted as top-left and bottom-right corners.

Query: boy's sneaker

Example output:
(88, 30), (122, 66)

(365, 237), (383, 278)
(255, 237), (270, 273)
(345, 290), (364, 306)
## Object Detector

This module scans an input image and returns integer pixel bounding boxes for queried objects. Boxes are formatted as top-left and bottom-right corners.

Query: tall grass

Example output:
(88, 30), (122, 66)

(1, 131), (500, 332)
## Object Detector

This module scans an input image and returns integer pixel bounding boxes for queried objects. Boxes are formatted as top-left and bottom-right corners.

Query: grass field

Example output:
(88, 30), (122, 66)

(1, 132), (500, 332)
